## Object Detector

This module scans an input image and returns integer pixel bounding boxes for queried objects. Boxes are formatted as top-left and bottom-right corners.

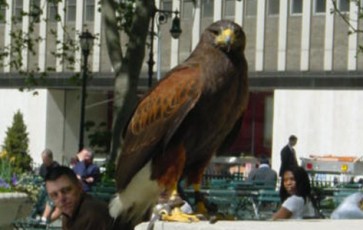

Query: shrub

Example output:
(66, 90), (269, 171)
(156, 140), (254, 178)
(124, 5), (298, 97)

(2, 110), (33, 175)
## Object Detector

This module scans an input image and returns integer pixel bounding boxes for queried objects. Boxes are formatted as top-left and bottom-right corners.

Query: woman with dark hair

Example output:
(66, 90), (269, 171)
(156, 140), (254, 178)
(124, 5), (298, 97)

(272, 166), (318, 219)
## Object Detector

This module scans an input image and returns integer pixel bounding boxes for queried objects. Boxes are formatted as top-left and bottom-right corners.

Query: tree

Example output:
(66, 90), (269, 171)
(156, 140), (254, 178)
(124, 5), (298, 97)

(0, 0), (154, 162)
(86, 120), (112, 155)
(102, 0), (154, 162)
(0, 0), (194, 164)
(3, 110), (32, 174)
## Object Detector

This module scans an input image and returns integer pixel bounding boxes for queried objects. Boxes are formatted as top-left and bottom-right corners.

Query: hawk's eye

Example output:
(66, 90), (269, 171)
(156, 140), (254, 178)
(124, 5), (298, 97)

(209, 29), (219, 36)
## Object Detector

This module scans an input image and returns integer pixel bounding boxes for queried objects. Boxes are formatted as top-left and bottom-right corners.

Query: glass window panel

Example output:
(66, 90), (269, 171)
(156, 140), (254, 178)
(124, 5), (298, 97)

(13, 0), (23, 19)
(339, 0), (349, 12)
(0, 4), (6, 23)
(202, 0), (213, 18)
(182, 0), (194, 19)
(162, 0), (172, 11)
(264, 96), (273, 147)
(268, 0), (280, 15)
(67, 0), (76, 21)
(48, 2), (58, 22)
(269, 0), (280, 15)
(224, 0), (235, 18)
(246, 0), (257, 16)
(315, 0), (326, 13)
(85, 0), (95, 21)
(31, 0), (40, 8)
(30, 0), (40, 22)
(291, 0), (302, 14)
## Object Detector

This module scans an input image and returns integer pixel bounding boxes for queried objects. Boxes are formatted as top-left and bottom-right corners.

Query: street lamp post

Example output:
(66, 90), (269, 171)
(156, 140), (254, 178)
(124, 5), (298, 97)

(147, 8), (182, 88)
(78, 30), (95, 151)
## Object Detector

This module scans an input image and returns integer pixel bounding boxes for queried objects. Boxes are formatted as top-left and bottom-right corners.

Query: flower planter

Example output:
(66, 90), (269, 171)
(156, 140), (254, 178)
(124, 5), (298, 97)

(0, 192), (32, 229)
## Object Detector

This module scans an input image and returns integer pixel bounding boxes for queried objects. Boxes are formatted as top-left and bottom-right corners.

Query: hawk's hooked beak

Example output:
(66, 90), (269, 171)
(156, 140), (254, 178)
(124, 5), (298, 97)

(215, 28), (235, 51)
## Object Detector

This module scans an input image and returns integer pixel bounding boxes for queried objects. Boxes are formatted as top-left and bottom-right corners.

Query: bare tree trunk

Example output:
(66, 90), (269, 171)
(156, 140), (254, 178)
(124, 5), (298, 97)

(102, 0), (154, 163)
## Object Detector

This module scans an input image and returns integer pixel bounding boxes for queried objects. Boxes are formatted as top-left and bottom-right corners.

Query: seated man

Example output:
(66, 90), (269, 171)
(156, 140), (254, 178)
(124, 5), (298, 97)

(39, 149), (60, 179)
(45, 166), (114, 229)
(38, 148), (61, 223)
(72, 147), (101, 192)
(247, 157), (277, 187)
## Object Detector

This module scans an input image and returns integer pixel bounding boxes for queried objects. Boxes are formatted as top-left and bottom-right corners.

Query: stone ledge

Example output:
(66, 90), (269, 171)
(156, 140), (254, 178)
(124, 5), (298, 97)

(136, 219), (363, 230)
(0, 192), (28, 199)
(0, 192), (32, 229)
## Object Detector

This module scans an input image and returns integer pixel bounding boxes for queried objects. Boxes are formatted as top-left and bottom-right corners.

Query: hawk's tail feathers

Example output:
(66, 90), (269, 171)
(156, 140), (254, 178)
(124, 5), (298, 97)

(109, 162), (161, 228)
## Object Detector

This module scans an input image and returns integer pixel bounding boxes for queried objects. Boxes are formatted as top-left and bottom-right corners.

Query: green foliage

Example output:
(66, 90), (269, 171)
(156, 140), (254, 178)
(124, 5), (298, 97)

(0, 0), (150, 164)
(115, 0), (136, 36)
(0, 150), (11, 178)
(101, 161), (116, 184)
(85, 121), (112, 155)
(0, 187), (12, 192)
(0, 149), (14, 190)
(3, 110), (32, 174)
(15, 173), (43, 202)
(0, 0), (82, 89)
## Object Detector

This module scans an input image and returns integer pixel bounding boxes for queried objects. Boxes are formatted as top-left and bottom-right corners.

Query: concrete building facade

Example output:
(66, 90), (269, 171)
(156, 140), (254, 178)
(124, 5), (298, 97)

(0, 0), (362, 172)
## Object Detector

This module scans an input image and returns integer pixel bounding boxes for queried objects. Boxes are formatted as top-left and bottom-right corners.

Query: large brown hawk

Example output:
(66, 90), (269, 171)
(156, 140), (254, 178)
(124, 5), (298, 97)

(110, 19), (249, 228)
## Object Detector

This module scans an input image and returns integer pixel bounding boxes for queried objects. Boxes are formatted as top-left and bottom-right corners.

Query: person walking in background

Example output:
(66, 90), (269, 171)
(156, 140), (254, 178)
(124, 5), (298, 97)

(272, 166), (319, 220)
(247, 157), (277, 187)
(279, 135), (298, 177)
(72, 147), (100, 192)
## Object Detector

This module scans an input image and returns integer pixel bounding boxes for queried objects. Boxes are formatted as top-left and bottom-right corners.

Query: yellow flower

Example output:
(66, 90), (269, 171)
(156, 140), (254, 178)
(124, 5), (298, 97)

(10, 156), (16, 163)
(0, 150), (7, 159)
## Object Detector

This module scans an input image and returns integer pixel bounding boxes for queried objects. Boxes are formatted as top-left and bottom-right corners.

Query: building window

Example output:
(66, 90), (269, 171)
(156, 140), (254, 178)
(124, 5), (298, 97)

(66, 0), (76, 22)
(84, 0), (95, 21)
(182, 0), (194, 19)
(264, 95), (273, 148)
(202, 0), (213, 18)
(314, 0), (326, 14)
(48, 1), (58, 22)
(338, 0), (349, 12)
(162, 0), (172, 11)
(268, 0), (280, 15)
(30, 0), (40, 22)
(291, 0), (303, 15)
(13, 0), (23, 20)
(224, 0), (235, 18)
(245, 0), (257, 17)
(0, 4), (6, 23)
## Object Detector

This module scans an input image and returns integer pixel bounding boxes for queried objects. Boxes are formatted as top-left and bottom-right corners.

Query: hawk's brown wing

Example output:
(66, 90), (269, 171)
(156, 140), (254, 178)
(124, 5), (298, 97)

(116, 65), (202, 190)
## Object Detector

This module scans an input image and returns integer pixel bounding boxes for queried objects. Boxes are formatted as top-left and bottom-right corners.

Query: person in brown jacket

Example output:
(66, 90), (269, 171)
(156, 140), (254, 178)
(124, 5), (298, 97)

(45, 166), (114, 230)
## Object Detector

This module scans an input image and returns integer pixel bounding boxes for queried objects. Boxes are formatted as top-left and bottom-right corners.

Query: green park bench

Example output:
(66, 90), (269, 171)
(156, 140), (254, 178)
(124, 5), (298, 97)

(89, 182), (117, 203)
(255, 189), (280, 219)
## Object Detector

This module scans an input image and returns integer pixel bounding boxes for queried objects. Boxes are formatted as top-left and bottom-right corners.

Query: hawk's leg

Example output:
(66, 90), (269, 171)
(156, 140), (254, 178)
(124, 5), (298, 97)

(193, 183), (234, 223)
(160, 183), (200, 223)
(193, 183), (209, 214)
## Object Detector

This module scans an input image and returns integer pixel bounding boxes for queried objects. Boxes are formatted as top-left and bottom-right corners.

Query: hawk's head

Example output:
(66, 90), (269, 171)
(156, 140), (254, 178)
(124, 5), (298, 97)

(205, 20), (246, 53)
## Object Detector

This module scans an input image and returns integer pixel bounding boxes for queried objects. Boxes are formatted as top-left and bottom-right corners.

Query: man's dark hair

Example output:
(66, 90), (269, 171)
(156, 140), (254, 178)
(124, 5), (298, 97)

(45, 166), (79, 185)
(260, 157), (270, 165)
(289, 135), (297, 141)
